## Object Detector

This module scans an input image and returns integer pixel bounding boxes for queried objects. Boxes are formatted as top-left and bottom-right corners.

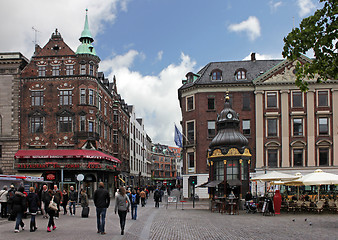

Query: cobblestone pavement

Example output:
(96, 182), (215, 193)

(0, 195), (337, 240)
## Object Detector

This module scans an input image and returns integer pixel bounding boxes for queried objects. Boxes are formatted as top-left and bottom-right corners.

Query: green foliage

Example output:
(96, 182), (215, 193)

(282, 0), (337, 91)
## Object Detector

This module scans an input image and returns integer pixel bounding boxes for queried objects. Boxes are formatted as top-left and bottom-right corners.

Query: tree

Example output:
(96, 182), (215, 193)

(282, 0), (337, 92)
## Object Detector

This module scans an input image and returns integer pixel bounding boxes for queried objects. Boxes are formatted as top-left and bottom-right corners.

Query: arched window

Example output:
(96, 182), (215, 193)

(211, 69), (222, 80)
(235, 69), (246, 80)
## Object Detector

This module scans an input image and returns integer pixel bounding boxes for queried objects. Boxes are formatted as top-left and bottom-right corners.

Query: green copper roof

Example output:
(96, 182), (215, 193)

(76, 9), (97, 56)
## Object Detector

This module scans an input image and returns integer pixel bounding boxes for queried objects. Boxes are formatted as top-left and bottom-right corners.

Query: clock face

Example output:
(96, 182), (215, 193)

(227, 113), (233, 119)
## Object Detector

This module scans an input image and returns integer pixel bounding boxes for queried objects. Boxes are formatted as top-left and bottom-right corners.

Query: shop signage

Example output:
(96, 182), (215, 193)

(16, 162), (60, 169)
(46, 173), (55, 180)
(65, 164), (80, 169)
(87, 162), (102, 169)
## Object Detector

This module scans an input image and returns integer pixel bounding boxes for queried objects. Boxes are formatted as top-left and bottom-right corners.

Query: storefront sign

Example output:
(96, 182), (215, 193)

(16, 162), (60, 169)
(87, 162), (102, 169)
(65, 164), (80, 169)
(46, 173), (56, 180)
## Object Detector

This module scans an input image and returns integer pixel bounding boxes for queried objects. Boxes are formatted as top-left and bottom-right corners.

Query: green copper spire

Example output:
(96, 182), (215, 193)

(76, 9), (97, 56)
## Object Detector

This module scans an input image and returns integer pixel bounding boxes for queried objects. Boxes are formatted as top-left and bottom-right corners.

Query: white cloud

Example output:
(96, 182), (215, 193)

(157, 51), (164, 61)
(269, 0), (282, 12)
(0, 0), (129, 58)
(228, 16), (261, 41)
(297, 0), (316, 17)
(243, 52), (282, 60)
(101, 52), (196, 144)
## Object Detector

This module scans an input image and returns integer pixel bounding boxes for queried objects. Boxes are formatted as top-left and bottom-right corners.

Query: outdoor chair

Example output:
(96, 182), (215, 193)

(313, 200), (325, 213)
(287, 201), (297, 213)
(295, 200), (303, 212)
(302, 201), (313, 212)
(328, 200), (337, 213)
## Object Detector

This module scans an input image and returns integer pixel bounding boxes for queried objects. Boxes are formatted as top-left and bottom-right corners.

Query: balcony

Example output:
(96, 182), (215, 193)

(74, 131), (100, 141)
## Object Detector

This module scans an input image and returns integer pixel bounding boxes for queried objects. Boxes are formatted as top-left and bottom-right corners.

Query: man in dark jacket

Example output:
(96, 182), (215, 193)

(68, 186), (77, 216)
(93, 182), (110, 235)
(12, 186), (26, 233)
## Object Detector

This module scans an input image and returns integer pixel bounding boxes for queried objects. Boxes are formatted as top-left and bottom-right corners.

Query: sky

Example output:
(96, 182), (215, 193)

(0, 0), (322, 146)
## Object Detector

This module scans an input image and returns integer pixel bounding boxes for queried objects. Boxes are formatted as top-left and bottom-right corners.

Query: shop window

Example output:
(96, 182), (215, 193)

(319, 148), (329, 166)
(226, 160), (239, 180)
(214, 161), (224, 181)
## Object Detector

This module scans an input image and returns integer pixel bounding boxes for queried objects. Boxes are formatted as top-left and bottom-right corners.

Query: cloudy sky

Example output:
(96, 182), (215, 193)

(0, 0), (321, 146)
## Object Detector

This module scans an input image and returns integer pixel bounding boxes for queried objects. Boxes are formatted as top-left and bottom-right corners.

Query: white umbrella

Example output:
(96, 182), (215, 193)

(251, 171), (299, 182)
(301, 169), (338, 200)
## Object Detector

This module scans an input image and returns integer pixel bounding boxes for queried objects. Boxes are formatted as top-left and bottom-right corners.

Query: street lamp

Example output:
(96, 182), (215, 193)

(60, 166), (64, 191)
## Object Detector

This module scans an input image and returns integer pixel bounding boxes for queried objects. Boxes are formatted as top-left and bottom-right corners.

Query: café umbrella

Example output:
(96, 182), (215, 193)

(251, 171), (299, 182)
(301, 169), (338, 200)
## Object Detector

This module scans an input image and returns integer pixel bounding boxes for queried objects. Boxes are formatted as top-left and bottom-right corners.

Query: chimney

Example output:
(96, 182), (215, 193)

(251, 52), (256, 61)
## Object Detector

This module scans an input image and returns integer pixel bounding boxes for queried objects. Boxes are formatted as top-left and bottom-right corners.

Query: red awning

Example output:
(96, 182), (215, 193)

(14, 149), (121, 164)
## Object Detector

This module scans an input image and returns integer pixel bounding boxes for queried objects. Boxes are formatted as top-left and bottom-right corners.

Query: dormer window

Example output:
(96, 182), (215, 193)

(211, 69), (222, 81)
(235, 69), (246, 80)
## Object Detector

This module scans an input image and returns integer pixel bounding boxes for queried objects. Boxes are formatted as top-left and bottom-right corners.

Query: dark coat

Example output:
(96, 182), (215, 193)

(11, 192), (27, 215)
(154, 190), (161, 202)
(44, 192), (57, 213)
(27, 192), (39, 213)
(93, 187), (110, 208)
(62, 193), (69, 207)
(69, 190), (77, 202)
(129, 193), (140, 205)
(80, 192), (89, 207)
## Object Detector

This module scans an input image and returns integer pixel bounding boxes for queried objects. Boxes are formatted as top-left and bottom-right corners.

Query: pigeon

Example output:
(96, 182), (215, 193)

(305, 218), (307, 221)
(292, 219), (295, 222)
(309, 222), (312, 226)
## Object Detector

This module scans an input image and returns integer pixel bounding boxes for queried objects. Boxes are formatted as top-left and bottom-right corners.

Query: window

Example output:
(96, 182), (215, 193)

(319, 117), (328, 135)
(66, 65), (74, 75)
(80, 64), (86, 75)
(52, 65), (60, 76)
(88, 121), (94, 132)
(211, 70), (222, 80)
(242, 120), (250, 135)
(38, 66), (46, 77)
(80, 89), (86, 104)
(293, 149), (303, 166)
(187, 96), (194, 111)
(318, 91), (328, 107)
(214, 161), (224, 181)
(236, 70), (246, 80)
(227, 160), (239, 180)
(113, 130), (118, 144)
(98, 96), (102, 110)
(188, 152), (195, 168)
(30, 116), (44, 133)
(98, 121), (102, 136)
(267, 118), (277, 137)
(31, 91), (44, 106)
(90, 65), (94, 76)
(267, 92), (277, 108)
(104, 103), (107, 115)
(59, 116), (72, 132)
(80, 116), (86, 131)
(292, 91), (302, 108)
(89, 89), (94, 105)
(268, 149), (278, 167)
(104, 124), (107, 139)
(242, 93), (251, 110)
(113, 110), (118, 122)
(187, 121), (195, 143)
(293, 118), (303, 136)
(319, 148), (329, 166)
(208, 98), (215, 110)
(207, 121), (216, 138)
(59, 90), (72, 106)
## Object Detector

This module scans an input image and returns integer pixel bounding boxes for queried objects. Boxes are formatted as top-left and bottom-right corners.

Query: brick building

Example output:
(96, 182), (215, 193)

(178, 53), (338, 198)
(0, 53), (28, 174)
(14, 12), (124, 197)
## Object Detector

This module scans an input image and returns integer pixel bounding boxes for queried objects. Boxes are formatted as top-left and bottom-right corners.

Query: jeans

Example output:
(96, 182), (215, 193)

(96, 208), (107, 233)
(1, 202), (7, 217)
(131, 204), (138, 220)
(15, 212), (24, 230)
(69, 201), (76, 215)
(118, 210), (127, 231)
(47, 210), (55, 228)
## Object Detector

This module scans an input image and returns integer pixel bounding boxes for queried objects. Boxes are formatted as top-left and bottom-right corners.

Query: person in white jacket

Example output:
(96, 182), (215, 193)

(0, 186), (8, 218)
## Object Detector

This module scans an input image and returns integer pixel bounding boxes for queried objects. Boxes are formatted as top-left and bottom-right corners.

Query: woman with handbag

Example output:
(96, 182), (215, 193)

(44, 189), (57, 232)
(115, 187), (130, 235)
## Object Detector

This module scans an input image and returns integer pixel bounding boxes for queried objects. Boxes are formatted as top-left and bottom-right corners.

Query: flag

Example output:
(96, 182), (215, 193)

(174, 124), (183, 148)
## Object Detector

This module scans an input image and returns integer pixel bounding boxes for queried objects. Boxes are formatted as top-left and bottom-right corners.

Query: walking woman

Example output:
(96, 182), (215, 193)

(61, 190), (68, 215)
(12, 186), (26, 233)
(27, 187), (39, 232)
(80, 189), (89, 217)
(44, 189), (57, 232)
(115, 187), (130, 235)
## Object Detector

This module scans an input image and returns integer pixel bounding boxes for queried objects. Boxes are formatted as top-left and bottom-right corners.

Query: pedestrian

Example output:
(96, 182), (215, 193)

(129, 189), (140, 220)
(93, 182), (110, 235)
(80, 189), (89, 217)
(53, 185), (62, 219)
(154, 189), (161, 208)
(27, 187), (39, 232)
(44, 189), (57, 232)
(140, 189), (146, 207)
(7, 184), (16, 216)
(115, 187), (130, 235)
(40, 185), (49, 218)
(61, 189), (68, 215)
(0, 185), (8, 218)
(68, 186), (77, 216)
(12, 186), (26, 233)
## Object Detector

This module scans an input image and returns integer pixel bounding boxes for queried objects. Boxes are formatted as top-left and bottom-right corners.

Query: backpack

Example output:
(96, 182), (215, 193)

(131, 194), (136, 204)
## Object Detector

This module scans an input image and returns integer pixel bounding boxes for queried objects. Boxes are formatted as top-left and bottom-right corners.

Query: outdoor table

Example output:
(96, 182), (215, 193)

(227, 197), (238, 215)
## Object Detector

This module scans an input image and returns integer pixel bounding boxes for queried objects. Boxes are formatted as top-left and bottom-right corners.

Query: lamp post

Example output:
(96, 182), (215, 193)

(60, 166), (64, 191)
